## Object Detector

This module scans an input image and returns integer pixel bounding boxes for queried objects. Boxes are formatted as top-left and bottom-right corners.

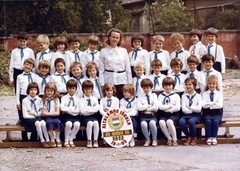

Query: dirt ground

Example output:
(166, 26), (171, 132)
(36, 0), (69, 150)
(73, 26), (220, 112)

(0, 69), (240, 171)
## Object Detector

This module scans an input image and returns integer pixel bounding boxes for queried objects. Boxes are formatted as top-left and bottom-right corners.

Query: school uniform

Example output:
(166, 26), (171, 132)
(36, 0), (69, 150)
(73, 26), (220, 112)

(149, 49), (170, 75)
(132, 74), (147, 97)
(148, 73), (166, 95)
(70, 75), (88, 98)
(35, 49), (54, 73)
(170, 48), (190, 73)
(168, 73), (187, 96)
(81, 49), (100, 76)
(36, 74), (51, 96)
(40, 98), (63, 131)
(22, 95), (42, 132)
(158, 91), (180, 125)
(120, 96), (139, 133)
(65, 50), (83, 74)
(186, 70), (205, 93)
(9, 46), (35, 92)
(88, 77), (102, 100)
(99, 96), (119, 116)
(50, 72), (70, 94)
(129, 47), (150, 76)
(51, 50), (67, 74)
(79, 95), (100, 126)
(60, 94), (81, 124)
(200, 42), (225, 73)
(201, 68), (222, 91)
(189, 41), (205, 70)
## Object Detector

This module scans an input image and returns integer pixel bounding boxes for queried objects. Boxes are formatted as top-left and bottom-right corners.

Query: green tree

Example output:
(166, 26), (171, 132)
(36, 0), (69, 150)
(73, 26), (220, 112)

(144, 0), (194, 32)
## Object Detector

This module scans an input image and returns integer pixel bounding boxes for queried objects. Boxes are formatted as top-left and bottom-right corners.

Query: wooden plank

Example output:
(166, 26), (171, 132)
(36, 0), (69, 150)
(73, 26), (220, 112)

(0, 125), (86, 131)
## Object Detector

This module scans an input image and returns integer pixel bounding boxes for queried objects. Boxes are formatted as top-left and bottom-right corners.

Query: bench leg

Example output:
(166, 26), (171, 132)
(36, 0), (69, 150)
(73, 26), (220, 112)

(5, 131), (12, 142)
(224, 127), (232, 138)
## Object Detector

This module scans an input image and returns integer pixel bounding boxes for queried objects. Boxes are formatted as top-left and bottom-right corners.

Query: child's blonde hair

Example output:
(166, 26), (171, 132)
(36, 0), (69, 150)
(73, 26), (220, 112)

(122, 84), (135, 96)
(36, 34), (49, 44)
(205, 75), (219, 91)
(152, 35), (165, 43)
(102, 82), (117, 97)
(170, 33), (185, 45)
(42, 82), (59, 108)
(86, 62), (98, 74)
(70, 61), (82, 71)
(134, 62), (145, 71)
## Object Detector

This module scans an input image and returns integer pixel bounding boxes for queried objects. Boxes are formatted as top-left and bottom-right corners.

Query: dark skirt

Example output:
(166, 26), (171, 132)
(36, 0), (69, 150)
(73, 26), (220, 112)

(158, 110), (179, 125)
(130, 116), (139, 133)
(81, 114), (99, 127)
(202, 108), (223, 123)
(23, 118), (42, 132)
(180, 113), (202, 124)
(44, 117), (63, 131)
(139, 113), (157, 123)
(61, 113), (80, 124)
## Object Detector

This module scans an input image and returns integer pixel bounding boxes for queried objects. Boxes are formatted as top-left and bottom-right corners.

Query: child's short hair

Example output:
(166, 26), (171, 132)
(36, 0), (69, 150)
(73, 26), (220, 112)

(38, 60), (51, 71)
(68, 35), (80, 45)
(24, 58), (35, 68)
(162, 77), (175, 89)
(206, 27), (218, 38)
(36, 34), (49, 44)
(152, 35), (164, 43)
(86, 62), (98, 73)
(205, 75), (219, 91)
(66, 79), (77, 90)
(185, 77), (197, 89)
(82, 80), (94, 90)
(134, 62), (145, 71)
(187, 55), (199, 65)
(54, 58), (65, 67)
(26, 82), (39, 95)
(151, 59), (162, 68)
(106, 28), (123, 46)
(70, 61), (82, 71)
(102, 82), (117, 96)
(54, 35), (68, 49)
(140, 78), (153, 88)
(189, 29), (203, 40)
(88, 35), (100, 45)
(170, 58), (183, 69)
(201, 54), (215, 63)
(131, 33), (144, 47)
(170, 33), (185, 45)
(18, 31), (28, 40)
(122, 84), (135, 96)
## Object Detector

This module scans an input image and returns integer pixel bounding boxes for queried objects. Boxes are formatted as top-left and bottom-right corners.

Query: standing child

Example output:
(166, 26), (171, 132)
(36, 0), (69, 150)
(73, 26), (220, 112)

(148, 59), (166, 96)
(137, 78), (158, 147)
(70, 61), (88, 98)
(132, 62), (147, 97)
(9, 31), (35, 93)
(81, 35), (100, 76)
(51, 58), (70, 97)
(35, 34), (54, 74)
(170, 33), (190, 74)
(202, 75), (223, 145)
(60, 79), (81, 148)
(51, 35), (68, 74)
(120, 84), (138, 147)
(40, 82), (62, 148)
(80, 80), (100, 148)
(201, 27), (225, 79)
(129, 33), (150, 77)
(158, 77), (180, 146)
(168, 58), (187, 97)
(36, 60), (51, 98)
(178, 77), (202, 146)
(149, 35), (170, 76)
(65, 35), (83, 74)
(188, 29), (205, 71)
(22, 82), (50, 147)
(86, 62), (102, 100)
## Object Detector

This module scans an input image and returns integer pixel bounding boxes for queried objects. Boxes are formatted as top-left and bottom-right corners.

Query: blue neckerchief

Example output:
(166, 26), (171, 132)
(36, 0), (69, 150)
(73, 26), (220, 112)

(162, 93), (175, 104)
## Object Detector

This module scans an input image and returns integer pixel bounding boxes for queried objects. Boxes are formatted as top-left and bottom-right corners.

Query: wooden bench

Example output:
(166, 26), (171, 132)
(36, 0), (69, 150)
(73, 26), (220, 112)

(0, 121), (240, 147)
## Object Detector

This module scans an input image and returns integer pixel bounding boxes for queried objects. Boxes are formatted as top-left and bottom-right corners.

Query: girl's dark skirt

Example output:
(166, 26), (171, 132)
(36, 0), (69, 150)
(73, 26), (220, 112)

(139, 113), (157, 123)
(158, 111), (179, 125)
(61, 113), (80, 125)
(45, 117), (63, 131)
(202, 108), (223, 123)
(81, 114), (99, 127)
(23, 117), (42, 132)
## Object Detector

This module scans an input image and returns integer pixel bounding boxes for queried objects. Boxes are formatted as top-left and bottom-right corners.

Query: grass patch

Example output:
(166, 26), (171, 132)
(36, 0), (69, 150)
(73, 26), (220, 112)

(0, 84), (15, 96)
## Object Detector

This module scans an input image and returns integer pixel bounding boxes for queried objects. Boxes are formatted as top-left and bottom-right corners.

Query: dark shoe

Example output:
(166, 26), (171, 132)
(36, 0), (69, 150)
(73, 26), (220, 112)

(183, 137), (191, 146)
(190, 137), (197, 146)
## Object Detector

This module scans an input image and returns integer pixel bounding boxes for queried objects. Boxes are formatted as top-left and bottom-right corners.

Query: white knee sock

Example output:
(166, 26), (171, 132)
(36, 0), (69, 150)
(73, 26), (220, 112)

(166, 119), (177, 140)
(93, 121), (99, 141)
(141, 121), (150, 141)
(55, 131), (61, 142)
(69, 121), (80, 141)
(65, 121), (72, 142)
(86, 121), (93, 140)
(35, 121), (44, 142)
(48, 130), (55, 142)
(159, 120), (172, 140)
(41, 120), (49, 142)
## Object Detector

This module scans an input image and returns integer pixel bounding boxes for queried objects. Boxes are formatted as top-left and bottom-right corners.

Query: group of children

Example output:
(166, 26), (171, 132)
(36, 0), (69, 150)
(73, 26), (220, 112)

(9, 27), (225, 148)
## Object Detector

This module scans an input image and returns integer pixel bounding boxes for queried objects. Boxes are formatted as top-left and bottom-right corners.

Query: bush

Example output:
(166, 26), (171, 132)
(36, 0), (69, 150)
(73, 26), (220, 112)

(0, 51), (11, 85)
